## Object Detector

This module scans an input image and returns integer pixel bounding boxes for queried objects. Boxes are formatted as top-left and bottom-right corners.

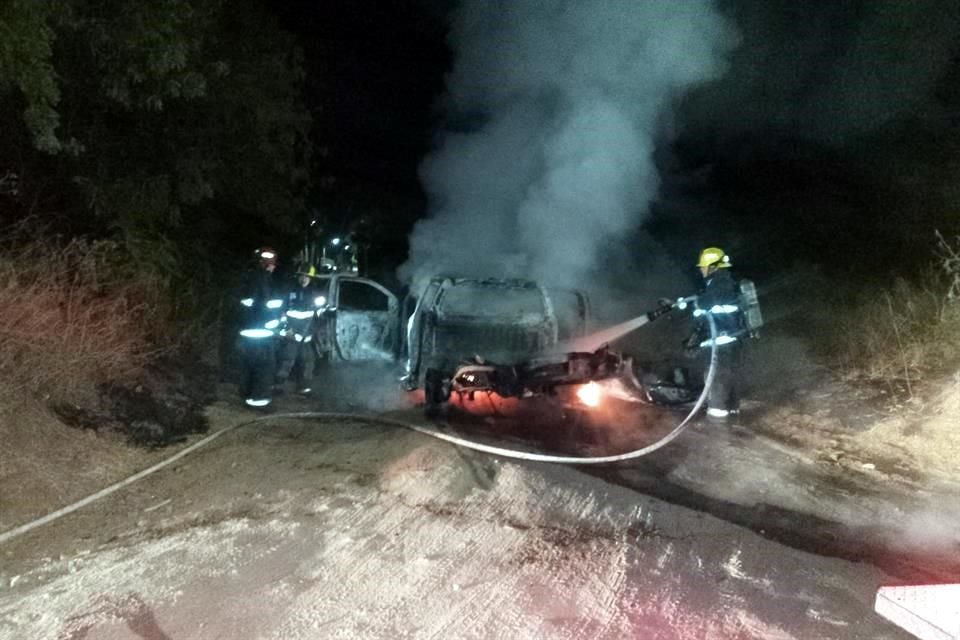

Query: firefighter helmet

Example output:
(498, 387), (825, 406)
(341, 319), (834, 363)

(255, 246), (278, 267)
(697, 247), (731, 269)
(298, 265), (317, 278)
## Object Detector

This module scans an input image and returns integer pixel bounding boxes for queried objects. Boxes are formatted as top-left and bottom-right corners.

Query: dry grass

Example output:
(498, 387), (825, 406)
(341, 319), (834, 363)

(828, 233), (960, 394)
(0, 225), (181, 530)
(860, 373), (960, 481)
(0, 226), (171, 406)
(834, 281), (958, 383)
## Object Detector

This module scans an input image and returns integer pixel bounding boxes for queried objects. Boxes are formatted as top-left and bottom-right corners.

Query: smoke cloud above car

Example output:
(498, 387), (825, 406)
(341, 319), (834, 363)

(401, 0), (738, 298)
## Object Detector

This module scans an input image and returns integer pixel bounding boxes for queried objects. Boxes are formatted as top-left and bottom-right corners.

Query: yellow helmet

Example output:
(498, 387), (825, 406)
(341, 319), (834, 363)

(298, 265), (317, 278)
(697, 247), (732, 269)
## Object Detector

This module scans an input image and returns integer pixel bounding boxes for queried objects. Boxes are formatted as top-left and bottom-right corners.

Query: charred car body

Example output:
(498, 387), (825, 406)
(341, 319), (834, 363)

(303, 274), (588, 370)
(405, 281), (690, 414)
(402, 277), (588, 382)
(401, 277), (629, 413)
(301, 273), (670, 414)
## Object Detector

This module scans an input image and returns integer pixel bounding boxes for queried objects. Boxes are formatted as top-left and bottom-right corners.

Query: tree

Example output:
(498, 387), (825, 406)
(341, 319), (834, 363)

(1, 0), (312, 311)
(0, 0), (61, 152)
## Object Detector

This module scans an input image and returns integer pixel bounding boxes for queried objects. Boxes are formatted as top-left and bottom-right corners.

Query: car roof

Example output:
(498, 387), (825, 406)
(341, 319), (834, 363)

(430, 275), (540, 289)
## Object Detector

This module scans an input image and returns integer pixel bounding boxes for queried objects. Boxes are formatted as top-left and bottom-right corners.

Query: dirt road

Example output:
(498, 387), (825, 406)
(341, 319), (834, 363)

(0, 399), (914, 639)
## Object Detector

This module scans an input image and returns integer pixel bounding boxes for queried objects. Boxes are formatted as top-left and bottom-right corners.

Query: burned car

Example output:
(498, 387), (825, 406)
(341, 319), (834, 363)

(303, 274), (590, 381)
(400, 277), (666, 415)
(303, 273), (686, 414)
(407, 283), (694, 414)
(402, 276), (590, 387)
(303, 273), (588, 365)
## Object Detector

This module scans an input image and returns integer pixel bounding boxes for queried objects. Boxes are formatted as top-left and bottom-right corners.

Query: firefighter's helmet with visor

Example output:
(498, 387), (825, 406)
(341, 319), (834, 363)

(697, 247), (731, 269)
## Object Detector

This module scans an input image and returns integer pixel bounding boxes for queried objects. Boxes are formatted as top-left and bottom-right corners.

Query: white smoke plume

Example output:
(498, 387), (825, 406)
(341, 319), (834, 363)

(401, 0), (737, 295)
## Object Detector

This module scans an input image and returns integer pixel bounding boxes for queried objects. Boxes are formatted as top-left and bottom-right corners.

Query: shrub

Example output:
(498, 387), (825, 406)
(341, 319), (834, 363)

(0, 224), (172, 406)
(828, 231), (960, 394)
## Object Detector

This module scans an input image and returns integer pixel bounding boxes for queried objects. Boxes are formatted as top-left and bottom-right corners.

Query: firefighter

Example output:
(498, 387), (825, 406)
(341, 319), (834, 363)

(684, 246), (745, 422)
(238, 246), (285, 409)
(276, 265), (325, 396)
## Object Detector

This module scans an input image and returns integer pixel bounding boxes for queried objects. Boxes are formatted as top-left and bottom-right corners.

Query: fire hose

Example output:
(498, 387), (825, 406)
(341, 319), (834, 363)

(0, 313), (717, 546)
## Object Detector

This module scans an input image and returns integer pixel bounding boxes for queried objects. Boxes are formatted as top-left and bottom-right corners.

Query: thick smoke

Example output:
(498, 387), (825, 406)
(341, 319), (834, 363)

(401, 1), (737, 295)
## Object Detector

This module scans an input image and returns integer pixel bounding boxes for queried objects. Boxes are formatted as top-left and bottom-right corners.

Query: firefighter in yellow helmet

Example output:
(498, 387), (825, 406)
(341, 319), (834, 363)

(684, 246), (745, 422)
(276, 265), (327, 396)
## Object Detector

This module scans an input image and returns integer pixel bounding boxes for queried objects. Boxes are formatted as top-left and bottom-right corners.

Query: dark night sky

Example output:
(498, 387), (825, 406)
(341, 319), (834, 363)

(269, 0), (449, 195)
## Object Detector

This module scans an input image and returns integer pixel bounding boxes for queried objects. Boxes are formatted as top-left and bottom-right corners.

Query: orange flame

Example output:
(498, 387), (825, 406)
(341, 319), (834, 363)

(576, 381), (602, 408)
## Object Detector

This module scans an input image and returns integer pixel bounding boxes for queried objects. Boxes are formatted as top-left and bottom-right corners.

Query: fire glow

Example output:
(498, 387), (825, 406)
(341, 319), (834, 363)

(576, 382), (602, 408)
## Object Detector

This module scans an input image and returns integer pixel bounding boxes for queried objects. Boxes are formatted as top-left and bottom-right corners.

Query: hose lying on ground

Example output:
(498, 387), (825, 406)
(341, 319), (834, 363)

(0, 317), (718, 546)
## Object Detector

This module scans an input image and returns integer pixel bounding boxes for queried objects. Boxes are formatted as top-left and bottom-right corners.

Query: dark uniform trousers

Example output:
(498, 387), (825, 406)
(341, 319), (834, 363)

(241, 338), (277, 402)
(278, 338), (317, 392)
(703, 342), (742, 414)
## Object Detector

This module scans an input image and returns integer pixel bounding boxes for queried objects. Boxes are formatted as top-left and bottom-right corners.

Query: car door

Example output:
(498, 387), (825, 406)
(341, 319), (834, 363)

(330, 277), (399, 361)
(402, 278), (445, 381)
